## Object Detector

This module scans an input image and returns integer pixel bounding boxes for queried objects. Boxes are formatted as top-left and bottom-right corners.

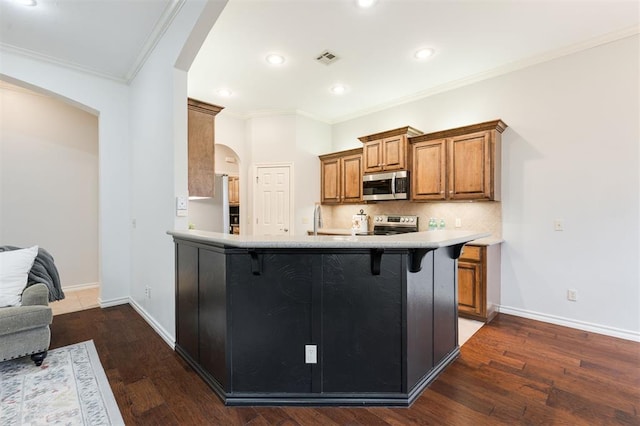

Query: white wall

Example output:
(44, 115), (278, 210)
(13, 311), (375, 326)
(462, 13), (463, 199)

(0, 83), (99, 289)
(244, 113), (331, 235)
(295, 114), (332, 234)
(214, 144), (240, 175)
(245, 114), (296, 235)
(331, 35), (639, 338)
(0, 52), (132, 305)
(215, 113), (249, 230)
(128, 0), (227, 342)
(0, 0), (228, 343)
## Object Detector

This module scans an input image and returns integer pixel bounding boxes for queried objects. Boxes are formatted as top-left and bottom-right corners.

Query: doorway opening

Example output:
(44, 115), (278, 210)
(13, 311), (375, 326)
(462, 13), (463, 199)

(0, 79), (100, 314)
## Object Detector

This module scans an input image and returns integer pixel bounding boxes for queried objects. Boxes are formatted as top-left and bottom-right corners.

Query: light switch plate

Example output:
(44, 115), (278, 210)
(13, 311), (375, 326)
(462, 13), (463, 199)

(176, 197), (188, 217)
(176, 196), (188, 210)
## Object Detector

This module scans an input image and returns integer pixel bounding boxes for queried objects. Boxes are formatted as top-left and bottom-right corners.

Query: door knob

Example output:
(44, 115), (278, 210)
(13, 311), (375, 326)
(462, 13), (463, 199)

(283, 228), (289, 232)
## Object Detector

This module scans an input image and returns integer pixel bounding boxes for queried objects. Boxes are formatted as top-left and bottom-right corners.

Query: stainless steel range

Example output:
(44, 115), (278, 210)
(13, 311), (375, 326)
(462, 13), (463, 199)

(372, 214), (419, 235)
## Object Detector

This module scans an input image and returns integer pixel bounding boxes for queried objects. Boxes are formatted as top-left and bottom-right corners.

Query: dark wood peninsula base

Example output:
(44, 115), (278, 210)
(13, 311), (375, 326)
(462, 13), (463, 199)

(171, 232), (478, 406)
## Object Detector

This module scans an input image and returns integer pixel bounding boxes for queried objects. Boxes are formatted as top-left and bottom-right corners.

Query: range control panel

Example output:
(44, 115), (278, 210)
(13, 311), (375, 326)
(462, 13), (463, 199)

(373, 215), (419, 227)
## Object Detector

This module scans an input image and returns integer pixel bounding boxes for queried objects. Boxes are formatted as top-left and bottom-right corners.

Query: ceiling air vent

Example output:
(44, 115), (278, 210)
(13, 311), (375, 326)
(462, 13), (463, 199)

(315, 50), (340, 65)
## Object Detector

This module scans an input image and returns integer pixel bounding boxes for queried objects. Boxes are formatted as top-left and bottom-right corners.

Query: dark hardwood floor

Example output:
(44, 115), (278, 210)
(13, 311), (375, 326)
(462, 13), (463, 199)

(50, 304), (639, 425)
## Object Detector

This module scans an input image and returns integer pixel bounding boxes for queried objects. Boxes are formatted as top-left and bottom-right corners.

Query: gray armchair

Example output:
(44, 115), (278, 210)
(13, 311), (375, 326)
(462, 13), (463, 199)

(0, 283), (52, 366)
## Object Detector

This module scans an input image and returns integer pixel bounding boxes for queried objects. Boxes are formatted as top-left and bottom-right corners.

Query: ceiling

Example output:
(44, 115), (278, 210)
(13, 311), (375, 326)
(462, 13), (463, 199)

(1, 0), (638, 123)
(189, 0), (639, 123)
(0, 0), (181, 81)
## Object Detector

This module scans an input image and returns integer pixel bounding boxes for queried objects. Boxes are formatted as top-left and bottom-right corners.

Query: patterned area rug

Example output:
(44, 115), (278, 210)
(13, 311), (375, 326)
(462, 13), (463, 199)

(0, 340), (124, 425)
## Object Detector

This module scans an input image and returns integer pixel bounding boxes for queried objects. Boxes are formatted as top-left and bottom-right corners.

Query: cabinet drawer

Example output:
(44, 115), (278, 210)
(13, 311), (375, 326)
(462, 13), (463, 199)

(460, 245), (482, 262)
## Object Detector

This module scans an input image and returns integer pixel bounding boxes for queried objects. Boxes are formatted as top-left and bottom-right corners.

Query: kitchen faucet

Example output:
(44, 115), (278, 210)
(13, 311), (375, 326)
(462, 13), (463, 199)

(313, 203), (323, 236)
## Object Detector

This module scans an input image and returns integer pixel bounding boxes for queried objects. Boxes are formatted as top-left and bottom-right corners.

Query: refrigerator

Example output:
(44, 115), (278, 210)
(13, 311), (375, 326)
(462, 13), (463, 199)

(188, 174), (231, 233)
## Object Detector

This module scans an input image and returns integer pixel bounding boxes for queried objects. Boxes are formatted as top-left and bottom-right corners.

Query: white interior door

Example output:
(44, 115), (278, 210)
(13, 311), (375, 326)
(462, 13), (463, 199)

(255, 165), (291, 236)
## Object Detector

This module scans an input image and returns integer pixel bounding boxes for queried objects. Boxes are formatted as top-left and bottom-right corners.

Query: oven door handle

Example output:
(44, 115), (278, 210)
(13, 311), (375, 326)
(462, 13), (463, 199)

(391, 172), (396, 198)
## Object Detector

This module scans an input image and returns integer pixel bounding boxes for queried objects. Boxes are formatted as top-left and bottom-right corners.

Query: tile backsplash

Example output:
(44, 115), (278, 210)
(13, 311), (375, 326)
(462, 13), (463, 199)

(325, 201), (502, 239)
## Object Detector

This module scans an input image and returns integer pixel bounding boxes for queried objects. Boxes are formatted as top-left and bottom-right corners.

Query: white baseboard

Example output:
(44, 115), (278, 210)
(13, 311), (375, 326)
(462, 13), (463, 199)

(128, 298), (176, 350)
(99, 296), (129, 308)
(498, 305), (640, 342)
(62, 282), (100, 292)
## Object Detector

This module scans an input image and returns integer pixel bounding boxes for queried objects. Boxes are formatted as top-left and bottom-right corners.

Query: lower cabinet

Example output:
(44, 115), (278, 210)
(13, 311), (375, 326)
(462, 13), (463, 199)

(173, 239), (462, 406)
(458, 244), (501, 323)
(321, 253), (403, 393)
(227, 252), (315, 393)
(175, 244), (228, 388)
(176, 244), (199, 361)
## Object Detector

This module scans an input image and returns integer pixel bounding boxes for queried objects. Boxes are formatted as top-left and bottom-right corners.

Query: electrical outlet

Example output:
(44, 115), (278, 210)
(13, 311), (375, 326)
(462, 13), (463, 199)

(305, 344), (317, 364)
(145, 286), (151, 299)
(554, 219), (564, 231)
(567, 289), (577, 301)
(455, 218), (462, 228)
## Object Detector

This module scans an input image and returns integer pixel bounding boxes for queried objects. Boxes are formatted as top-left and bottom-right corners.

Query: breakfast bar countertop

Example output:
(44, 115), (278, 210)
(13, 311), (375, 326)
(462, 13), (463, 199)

(167, 229), (490, 249)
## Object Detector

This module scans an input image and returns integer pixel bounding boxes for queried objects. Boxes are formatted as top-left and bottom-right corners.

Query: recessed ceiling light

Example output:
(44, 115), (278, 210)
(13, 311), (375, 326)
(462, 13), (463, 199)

(357, 0), (377, 8)
(330, 84), (347, 95)
(217, 88), (233, 97)
(414, 48), (435, 60)
(16, 0), (37, 5)
(265, 53), (285, 65)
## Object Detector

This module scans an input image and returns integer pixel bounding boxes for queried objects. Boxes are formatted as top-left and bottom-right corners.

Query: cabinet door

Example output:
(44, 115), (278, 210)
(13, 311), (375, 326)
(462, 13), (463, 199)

(448, 131), (492, 200)
(341, 153), (363, 203)
(199, 248), (228, 389)
(382, 135), (406, 171)
(228, 177), (234, 204)
(176, 243), (199, 361)
(458, 260), (483, 317)
(228, 252), (315, 393)
(228, 177), (239, 205)
(188, 107), (215, 197)
(321, 157), (341, 204)
(363, 139), (383, 173)
(322, 253), (403, 393)
(433, 248), (458, 365)
(411, 139), (447, 200)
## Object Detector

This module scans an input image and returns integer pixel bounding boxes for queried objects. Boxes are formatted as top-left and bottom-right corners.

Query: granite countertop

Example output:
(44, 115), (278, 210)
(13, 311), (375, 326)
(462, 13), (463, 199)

(309, 228), (503, 246)
(168, 229), (490, 249)
(308, 227), (357, 235)
(468, 237), (503, 246)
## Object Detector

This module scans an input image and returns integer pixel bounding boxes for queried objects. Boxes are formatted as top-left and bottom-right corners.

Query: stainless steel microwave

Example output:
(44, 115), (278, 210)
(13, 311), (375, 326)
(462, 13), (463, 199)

(363, 170), (409, 201)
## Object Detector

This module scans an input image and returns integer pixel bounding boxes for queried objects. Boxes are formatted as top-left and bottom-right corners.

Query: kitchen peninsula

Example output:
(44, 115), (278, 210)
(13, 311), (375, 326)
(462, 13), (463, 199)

(168, 229), (488, 406)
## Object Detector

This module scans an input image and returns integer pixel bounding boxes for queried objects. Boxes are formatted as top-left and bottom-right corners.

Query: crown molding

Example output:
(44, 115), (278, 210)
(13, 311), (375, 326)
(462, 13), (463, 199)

(0, 43), (127, 83)
(124, 0), (186, 82)
(0, 0), (186, 85)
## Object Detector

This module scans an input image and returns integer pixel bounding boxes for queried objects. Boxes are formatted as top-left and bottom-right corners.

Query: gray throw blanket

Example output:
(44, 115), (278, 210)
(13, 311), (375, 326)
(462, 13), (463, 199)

(0, 246), (65, 302)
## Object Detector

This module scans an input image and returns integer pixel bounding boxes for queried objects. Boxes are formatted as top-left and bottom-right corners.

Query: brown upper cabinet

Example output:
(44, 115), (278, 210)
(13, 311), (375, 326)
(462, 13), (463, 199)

(319, 148), (363, 204)
(187, 98), (224, 198)
(410, 120), (507, 201)
(359, 126), (422, 174)
(228, 176), (239, 206)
